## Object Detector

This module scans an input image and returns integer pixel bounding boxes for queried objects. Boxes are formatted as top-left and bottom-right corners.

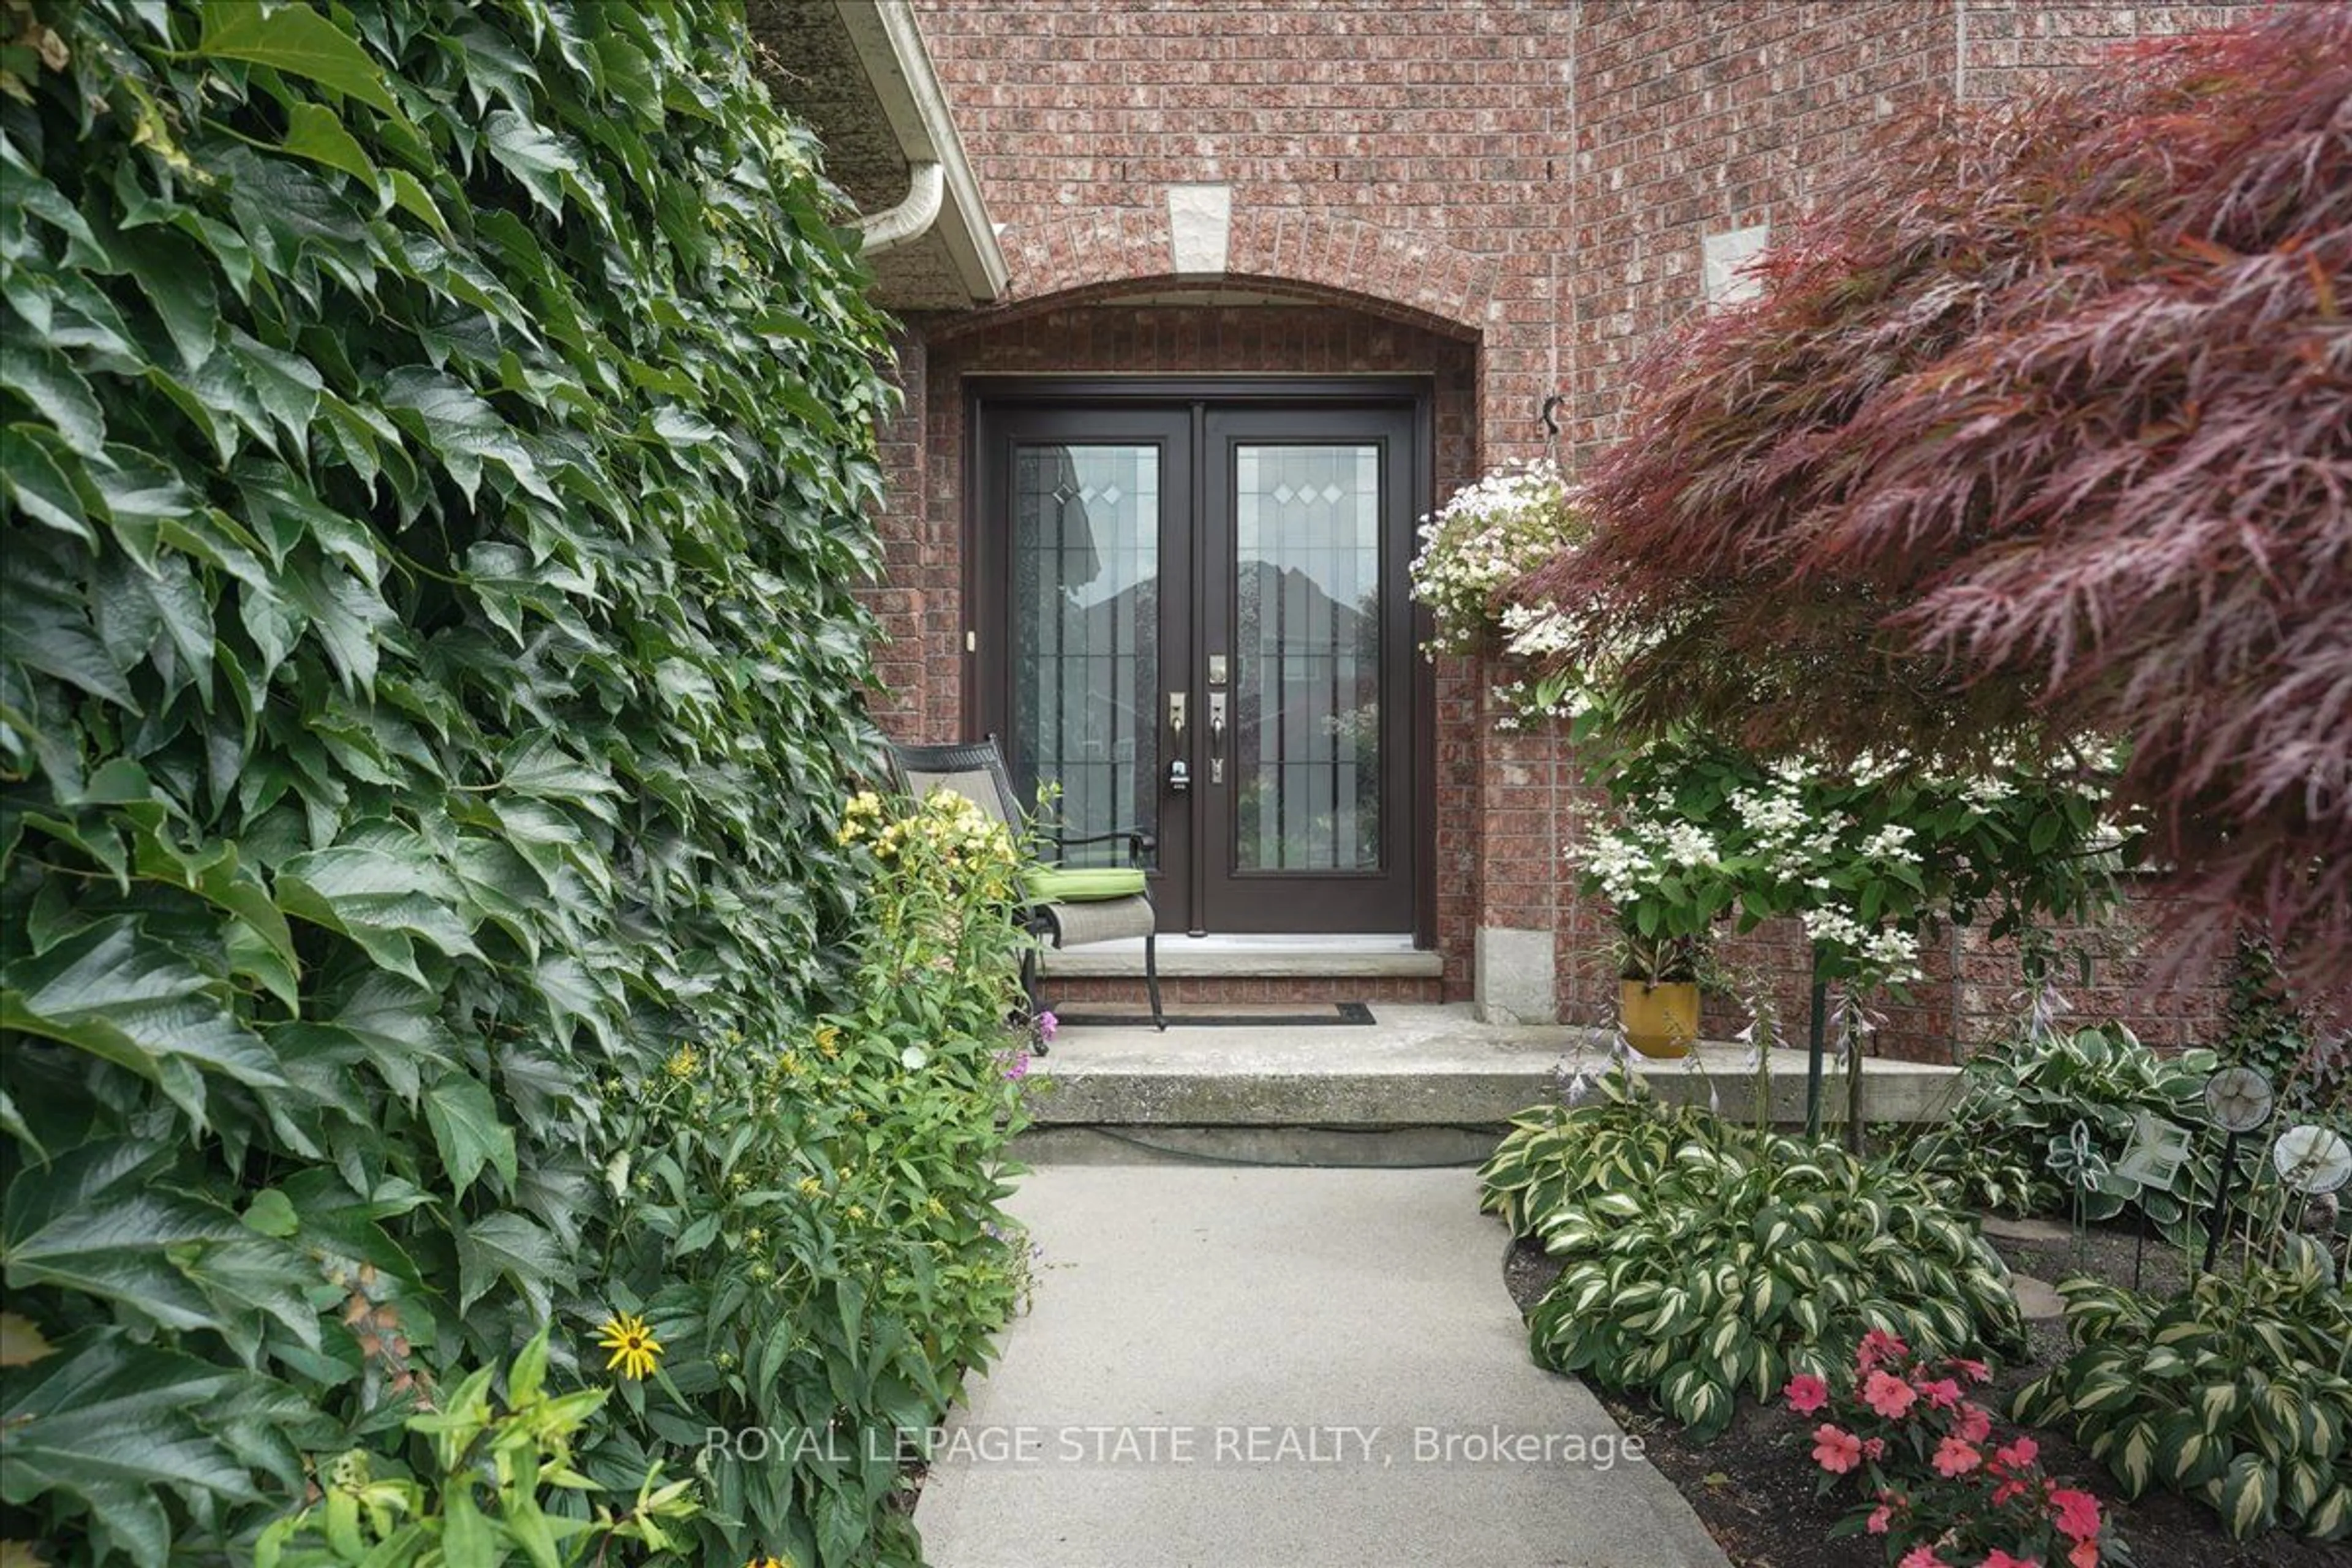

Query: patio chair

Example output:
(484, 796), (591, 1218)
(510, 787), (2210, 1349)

(887, 738), (1166, 1042)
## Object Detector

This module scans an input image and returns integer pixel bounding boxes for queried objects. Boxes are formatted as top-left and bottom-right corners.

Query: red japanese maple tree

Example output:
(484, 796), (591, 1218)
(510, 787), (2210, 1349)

(1529, 5), (2352, 1011)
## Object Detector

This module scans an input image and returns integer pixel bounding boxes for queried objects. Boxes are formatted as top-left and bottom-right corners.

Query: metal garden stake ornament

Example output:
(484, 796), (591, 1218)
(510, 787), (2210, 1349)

(2199, 1065), (2275, 1273)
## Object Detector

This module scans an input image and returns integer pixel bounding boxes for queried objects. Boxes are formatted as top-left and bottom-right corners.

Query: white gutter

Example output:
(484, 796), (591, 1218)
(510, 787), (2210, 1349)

(858, 160), (943, 255)
(837, 0), (1008, 301)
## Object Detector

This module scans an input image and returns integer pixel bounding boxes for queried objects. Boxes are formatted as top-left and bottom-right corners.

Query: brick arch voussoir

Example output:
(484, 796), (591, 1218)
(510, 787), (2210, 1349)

(964, 208), (1494, 343)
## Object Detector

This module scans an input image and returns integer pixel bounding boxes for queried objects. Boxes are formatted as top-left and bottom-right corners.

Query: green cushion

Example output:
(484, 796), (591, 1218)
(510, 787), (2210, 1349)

(1027, 865), (1147, 903)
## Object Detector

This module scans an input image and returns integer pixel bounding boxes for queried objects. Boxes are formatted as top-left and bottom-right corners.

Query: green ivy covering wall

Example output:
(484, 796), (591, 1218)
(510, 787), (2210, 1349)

(0, 1), (956, 1561)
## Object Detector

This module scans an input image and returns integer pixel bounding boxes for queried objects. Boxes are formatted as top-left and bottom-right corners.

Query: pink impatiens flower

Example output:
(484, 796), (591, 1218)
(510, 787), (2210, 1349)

(1863, 1437), (1887, 1461)
(1996, 1436), (2040, 1469)
(1863, 1369), (1919, 1419)
(1898, 1548), (1946, 1568)
(1951, 1357), (1992, 1384)
(1857, 1328), (1910, 1371)
(1932, 1436), (1982, 1477)
(1866, 1505), (1893, 1536)
(2068, 1542), (2100, 1568)
(1982, 1552), (2041, 1568)
(1813, 1424), (1864, 1475)
(1956, 1403), (1994, 1444)
(2051, 1489), (2103, 1542)
(1784, 1373), (1831, 1415)
(1920, 1376), (1964, 1409)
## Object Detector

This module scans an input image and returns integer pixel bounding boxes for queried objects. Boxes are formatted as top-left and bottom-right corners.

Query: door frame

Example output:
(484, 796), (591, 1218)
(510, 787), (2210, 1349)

(964, 375), (1439, 949)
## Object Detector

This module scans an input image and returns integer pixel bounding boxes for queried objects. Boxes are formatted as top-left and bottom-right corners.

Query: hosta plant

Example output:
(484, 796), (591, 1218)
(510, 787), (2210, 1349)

(1788, 1333), (2123, 1568)
(2011, 1238), (2352, 1540)
(1910, 1025), (2222, 1242)
(1484, 1078), (2026, 1442)
(1477, 1071), (1706, 1235)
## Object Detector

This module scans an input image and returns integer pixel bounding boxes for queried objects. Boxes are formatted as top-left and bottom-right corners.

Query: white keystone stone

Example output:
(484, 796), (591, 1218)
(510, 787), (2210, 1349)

(1167, 183), (1232, 276)
(1702, 224), (1771, 306)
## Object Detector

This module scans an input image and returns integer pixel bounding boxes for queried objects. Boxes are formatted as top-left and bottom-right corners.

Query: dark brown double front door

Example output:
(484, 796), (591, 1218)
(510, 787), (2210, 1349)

(971, 383), (1426, 936)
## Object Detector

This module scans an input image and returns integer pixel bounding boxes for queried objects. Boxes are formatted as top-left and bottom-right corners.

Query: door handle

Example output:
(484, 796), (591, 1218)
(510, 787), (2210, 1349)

(1167, 691), (1187, 741)
(1207, 692), (1227, 785)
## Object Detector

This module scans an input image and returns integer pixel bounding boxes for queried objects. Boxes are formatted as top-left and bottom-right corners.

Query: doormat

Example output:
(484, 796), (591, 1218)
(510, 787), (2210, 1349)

(1051, 1001), (1376, 1028)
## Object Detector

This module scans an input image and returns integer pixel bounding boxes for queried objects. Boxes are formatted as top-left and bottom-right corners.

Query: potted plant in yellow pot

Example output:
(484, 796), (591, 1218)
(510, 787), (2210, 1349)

(1572, 750), (1732, 1061)
(1614, 929), (1709, 1059)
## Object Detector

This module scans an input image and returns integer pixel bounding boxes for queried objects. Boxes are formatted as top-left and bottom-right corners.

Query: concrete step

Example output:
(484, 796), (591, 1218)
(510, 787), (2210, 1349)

(1023, 1002), (1963, 1135)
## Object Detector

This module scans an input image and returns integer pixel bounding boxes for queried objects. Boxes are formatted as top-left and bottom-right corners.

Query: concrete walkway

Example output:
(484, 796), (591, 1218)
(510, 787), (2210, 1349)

(912, 1164), (1732, 1568)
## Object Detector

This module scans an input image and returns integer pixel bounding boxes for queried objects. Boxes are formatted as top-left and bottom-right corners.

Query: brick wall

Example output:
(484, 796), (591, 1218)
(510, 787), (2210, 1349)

(864, 330), (930, 736)
(875, 0), (2269, 1053)
(1564, 0), (1956, 464)
(1959, 1), (2262, 100)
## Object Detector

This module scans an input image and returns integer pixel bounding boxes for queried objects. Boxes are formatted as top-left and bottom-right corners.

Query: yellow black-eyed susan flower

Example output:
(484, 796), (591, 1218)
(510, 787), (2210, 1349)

(596, 1312), (662, 1379)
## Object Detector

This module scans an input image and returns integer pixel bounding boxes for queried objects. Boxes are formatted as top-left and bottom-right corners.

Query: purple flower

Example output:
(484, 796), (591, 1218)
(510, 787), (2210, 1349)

(1036, 1009), (1058, 1043)
(1003, 1050), (1030, 1082)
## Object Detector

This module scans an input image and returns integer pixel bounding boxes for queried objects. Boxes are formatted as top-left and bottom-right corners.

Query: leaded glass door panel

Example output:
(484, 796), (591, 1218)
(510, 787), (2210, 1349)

(1201, 407), (1417, 932)
(982, 407), (1193, 933)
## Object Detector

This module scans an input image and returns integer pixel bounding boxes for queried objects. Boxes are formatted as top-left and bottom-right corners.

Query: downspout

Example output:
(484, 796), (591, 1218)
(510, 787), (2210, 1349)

(858, 160), (944, 256)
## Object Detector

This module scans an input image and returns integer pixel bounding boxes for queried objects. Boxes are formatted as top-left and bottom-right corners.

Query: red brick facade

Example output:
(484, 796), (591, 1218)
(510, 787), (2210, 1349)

(867, 0), (2261, 1058)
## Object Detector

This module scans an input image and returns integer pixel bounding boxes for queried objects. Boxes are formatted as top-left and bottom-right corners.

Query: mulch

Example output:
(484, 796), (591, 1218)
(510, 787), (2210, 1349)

(1501, 1223), (2345, 1568)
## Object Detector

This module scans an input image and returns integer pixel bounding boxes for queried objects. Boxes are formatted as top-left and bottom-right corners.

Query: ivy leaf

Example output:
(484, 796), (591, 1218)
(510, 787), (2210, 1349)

(423, 1073), (516, 1200)
(482, 109), (573, 217)
(277, 100), (376, 186)
(274, 831), (483, 984)
(0, 918), (284, 1096)
(0, 349), (105, 458)
(0, 1142), (243, 1329)
(0, 1329), (266, 1568)
(382, 168), (450, 238)
(227, 330), (323, 445)
(107, 226), (219, 374)
(380, 367), (550, 503)
(239, 1189), (298, 1240)
(0, 425), (92, 543)
(195, 1), (396, 114)
(284, 558), (394, 696)
(453, 1211), (559, 1316)
(323, 975), (455, 1102)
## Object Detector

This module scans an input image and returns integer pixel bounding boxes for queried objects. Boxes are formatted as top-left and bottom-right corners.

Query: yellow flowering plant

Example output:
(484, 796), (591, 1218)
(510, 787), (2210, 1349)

(595, 1313), (663, 1381)
(580, 784), (1044, 1566)
(254, 1330), (697, 1567)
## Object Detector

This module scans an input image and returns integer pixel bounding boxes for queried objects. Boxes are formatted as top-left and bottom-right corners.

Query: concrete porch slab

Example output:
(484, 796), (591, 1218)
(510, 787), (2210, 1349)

(1026, 1003), (1962, 1129)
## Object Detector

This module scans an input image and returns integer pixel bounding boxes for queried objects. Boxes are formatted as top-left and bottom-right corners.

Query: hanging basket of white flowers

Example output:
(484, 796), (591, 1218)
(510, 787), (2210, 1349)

(1409, 460), (1591, 657)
